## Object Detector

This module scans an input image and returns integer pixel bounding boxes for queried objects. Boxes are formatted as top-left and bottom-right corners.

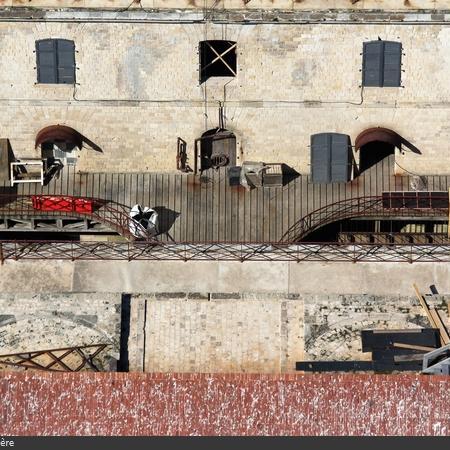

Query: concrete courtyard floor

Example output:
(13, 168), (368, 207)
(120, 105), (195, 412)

(1, 259), (450, 295)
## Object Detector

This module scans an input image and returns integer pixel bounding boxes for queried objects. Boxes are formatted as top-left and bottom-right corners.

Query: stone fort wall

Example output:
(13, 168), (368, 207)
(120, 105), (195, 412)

(0, 20), (448, 173)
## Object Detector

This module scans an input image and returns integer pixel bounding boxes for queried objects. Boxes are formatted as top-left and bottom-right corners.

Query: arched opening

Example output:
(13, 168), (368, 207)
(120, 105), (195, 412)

(36, 125), (83, 166)
(355, 127), (401, 174)
(359, 141), (395, 173)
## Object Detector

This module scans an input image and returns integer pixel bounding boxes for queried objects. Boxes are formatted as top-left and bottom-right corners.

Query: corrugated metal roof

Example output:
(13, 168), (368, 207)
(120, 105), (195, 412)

(1, 372), (449, 436)
(35, 125), (83, 149)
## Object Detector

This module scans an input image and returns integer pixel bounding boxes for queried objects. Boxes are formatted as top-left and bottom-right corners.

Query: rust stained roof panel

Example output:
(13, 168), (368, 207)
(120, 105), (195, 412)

(35, 125), (83, 149)
(355, 127), (402, 151)
(1, 372), (449, 436)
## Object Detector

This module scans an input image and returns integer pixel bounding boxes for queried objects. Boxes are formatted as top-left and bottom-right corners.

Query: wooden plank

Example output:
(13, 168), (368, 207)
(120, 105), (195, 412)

(230, 180), (240, 242)
(430, 308), (450, 345)
(224, 170), (232, 242)
(392, 343), (435, 352)
(172, 174), (181, 242)
(192, 174), (200, 242)
(0, 139), (11, 182)
(394, 353), (427, 362)
(276, 186), (285, 241)
(218, 169), (227, 242)
(183, 175), (191, 242)
(412, 283), (438, 329)
(263, 186), (272, 242)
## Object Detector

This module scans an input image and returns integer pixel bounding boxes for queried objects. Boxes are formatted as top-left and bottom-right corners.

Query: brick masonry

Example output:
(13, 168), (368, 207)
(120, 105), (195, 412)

(0, 21), (448, 174)
(1, 371), (449, 435)
(2, 1), (449, 11)
(127, 292), (450, 373)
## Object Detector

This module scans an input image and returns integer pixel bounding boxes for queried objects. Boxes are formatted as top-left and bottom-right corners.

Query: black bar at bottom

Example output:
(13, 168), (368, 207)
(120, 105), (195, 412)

(296, 361), (374, 372)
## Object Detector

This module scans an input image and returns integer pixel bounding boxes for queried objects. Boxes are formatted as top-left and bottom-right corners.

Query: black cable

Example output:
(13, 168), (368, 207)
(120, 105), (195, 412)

(118, 0), (143, 13)
(394, 160), (427, 178)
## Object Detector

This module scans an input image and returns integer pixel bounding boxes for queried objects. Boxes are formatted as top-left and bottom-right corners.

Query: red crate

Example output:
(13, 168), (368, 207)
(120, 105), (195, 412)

(74, 198), (94, 214)
(32, 195), (73, 212)
(31, 196), (94, 213)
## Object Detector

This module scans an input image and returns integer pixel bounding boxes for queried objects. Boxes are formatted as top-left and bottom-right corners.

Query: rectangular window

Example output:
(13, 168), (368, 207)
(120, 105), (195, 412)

(199, 40), (237, 84)
(36, 39), (76, 84)
(362, 40), (402, 87)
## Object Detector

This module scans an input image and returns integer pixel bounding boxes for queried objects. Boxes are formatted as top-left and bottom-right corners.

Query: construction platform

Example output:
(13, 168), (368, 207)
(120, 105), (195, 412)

(1, 156), (449, 244)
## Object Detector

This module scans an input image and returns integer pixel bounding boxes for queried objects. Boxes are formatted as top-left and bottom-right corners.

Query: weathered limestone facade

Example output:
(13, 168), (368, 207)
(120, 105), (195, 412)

(0, 293), (121, 370)
(0, 11), (449, 174)
(0, 1), (448, 11)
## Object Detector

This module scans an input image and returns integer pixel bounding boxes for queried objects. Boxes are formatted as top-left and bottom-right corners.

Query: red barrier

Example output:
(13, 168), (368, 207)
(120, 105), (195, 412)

(31, 196), (93, 213)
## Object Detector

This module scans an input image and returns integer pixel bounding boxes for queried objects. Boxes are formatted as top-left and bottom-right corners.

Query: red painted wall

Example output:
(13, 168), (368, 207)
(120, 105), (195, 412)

(1, 372), (449, 436)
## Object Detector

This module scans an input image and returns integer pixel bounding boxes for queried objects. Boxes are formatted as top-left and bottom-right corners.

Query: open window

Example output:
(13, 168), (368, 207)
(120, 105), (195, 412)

(362, 40), (402, 87)
(199, 40), (237, 84)
(36, 39), (76, 84)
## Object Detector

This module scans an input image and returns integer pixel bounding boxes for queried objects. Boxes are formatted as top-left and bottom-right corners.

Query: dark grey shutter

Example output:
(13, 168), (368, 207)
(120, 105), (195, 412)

(383, 41), (402, 87)
(56, 39), (76, 84)
(363, 40), (402, 87)
(36, 39), (58, 84)
(362, 41), (384, 87)
(330, 134), (351, 182)
(311, 133), (350, 183)
(311, 133), (331, 183)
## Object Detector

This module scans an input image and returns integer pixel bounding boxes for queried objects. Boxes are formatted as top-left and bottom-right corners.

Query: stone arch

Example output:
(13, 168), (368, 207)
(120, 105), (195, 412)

(355, 127), (401, 173)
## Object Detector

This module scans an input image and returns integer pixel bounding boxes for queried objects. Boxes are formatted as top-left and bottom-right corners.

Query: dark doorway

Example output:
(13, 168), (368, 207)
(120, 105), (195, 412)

(196, 128), (237, 172)
(359, 140), (395, 173)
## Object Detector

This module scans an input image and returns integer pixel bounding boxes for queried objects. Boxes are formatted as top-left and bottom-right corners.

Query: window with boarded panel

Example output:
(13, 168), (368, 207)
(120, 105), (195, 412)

(362, 40), (402, 87)
(311, 133), (351, 184)
(36, 39), (76, 84)
(199, 40), (237, 84)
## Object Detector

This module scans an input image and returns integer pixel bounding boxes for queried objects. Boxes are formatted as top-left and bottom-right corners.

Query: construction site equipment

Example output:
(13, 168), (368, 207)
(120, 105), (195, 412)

(10, 159), (45, 186)
(422, 344), (450, 375)
(413, 283), (450, 346)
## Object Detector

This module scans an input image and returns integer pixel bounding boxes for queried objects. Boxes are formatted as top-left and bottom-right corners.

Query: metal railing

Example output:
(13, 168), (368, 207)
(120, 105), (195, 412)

(280, 195), (449, 243)
(1, 240), (450, 263)
(0, 194), (157, 241)
(0, 193), (448, 263)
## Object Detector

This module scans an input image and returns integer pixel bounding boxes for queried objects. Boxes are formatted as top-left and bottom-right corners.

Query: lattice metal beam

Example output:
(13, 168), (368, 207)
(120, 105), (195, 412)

(2, 240), (450, 263)
(0, 344), (108, 372)
(281, 195), (448, 243)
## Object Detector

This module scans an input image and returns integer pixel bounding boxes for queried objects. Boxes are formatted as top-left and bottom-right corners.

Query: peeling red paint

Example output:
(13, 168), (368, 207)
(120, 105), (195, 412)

(1, 372), (449, 436)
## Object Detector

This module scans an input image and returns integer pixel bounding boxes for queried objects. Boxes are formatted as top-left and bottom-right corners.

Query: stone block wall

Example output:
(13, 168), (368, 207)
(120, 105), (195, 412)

(127, 291), (450, 373)
(1, 1), (448, 11)
(0, 293), (122, 370)
(0, 21), (448, 173)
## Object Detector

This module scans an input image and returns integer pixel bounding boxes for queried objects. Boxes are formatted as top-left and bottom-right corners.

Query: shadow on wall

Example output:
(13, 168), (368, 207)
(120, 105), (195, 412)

(399, 136), (421, 155)
(354, 128), (422, 176)
(118, 293), (131, 373)
(153, 206), (180, 239)
(80, 133), (103, 153)
(281, 164), (300, 185)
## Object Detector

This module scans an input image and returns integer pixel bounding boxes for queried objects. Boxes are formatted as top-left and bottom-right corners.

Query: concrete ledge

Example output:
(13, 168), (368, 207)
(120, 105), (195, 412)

(2, 259), (450, 295)
(0, 8), (448, 24)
